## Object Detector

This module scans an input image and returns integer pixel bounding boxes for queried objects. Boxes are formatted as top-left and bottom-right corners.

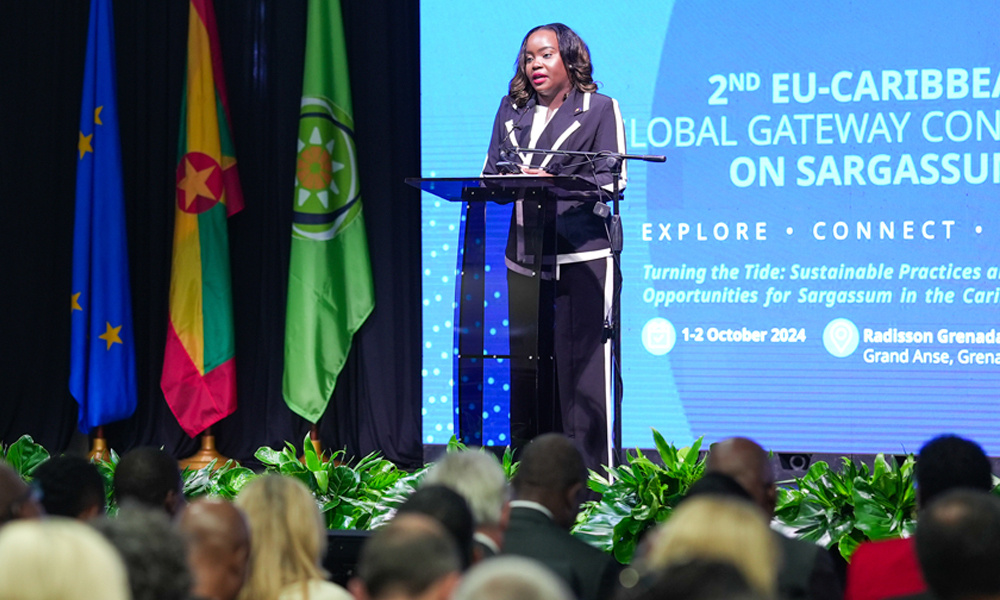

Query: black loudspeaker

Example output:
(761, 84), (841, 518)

(778, 452), (813, 472)
(323, 529), (371, 586)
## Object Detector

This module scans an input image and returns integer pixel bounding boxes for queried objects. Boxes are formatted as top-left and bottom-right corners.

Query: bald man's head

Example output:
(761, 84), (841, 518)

(352, 514), (462, 600)
(179, 499), (250, 600)
(706, 438), (776, 517)
(513, 434), (586, 528)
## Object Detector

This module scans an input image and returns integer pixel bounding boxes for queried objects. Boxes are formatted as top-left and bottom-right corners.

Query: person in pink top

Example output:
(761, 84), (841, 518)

(845, 434), (994, 600)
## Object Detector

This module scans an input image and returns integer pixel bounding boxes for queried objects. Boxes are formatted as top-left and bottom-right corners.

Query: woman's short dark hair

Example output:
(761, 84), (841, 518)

(508, 23), (598, 108)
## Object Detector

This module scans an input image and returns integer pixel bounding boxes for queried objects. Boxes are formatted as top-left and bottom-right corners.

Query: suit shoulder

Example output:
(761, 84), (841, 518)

(586, 92), (620, 110)
(492, 95), (518, 117)
(565, 530), (618, 565)
(590, 91), (617, 103)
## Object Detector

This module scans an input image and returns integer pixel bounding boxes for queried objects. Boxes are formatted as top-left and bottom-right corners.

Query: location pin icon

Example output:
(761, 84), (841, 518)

(830, 323), (851, 354)
(823, 318), (858, 358)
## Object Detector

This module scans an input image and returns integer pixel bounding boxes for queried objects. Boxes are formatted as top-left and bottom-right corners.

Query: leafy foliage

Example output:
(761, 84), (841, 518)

(572, 430), (705, 564)
(368, 465), (426, 530)
(0, 435), (50, 480)
(255, 434), (413, 530)
(5, 431), (929, 563)
(92, 448), (120, 513)
(442, 435), (519, 479)
(370, 435), (520, 529)
(500, 444), (519, 481)
(774, 454), (916, 560)
(90, 448), (258, 513)
(181, 460), (257, 501)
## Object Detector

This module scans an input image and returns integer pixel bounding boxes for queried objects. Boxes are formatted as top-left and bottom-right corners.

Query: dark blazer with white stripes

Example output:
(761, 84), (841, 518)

(482, 88), (627, 273)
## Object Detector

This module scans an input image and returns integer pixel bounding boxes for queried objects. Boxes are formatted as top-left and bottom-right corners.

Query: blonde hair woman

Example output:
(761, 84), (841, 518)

(236, 475), (351, 600)
(643, 496), (780, 596)
(0, 518), (130, 600)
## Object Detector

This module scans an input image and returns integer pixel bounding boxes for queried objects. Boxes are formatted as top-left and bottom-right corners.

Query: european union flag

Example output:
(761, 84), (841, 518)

(70, 0), (137, 433)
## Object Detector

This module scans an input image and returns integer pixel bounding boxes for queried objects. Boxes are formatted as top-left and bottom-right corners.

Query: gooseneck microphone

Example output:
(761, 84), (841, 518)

(513, 147), (666, 163)
(492, 98), (535, 174)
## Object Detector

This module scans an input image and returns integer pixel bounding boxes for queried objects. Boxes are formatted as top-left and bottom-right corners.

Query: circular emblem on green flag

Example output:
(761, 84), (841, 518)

(176, 152), (223, 214)
(293, 97), (360, 241)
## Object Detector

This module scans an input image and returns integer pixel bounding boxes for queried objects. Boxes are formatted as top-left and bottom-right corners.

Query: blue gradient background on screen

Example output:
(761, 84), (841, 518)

(420, 1), (1000, 453)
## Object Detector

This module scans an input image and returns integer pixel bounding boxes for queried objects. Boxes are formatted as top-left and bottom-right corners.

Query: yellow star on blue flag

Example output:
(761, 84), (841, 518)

(69, 0), (136, 433)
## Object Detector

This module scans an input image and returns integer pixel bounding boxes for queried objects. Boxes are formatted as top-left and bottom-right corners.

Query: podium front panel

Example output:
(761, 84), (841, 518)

(453, 193), (557, 446)
(408, 177), (580, 447)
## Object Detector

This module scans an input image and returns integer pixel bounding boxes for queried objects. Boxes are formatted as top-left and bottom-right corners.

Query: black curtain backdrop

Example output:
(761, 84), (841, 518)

(0, 0), (423, 468)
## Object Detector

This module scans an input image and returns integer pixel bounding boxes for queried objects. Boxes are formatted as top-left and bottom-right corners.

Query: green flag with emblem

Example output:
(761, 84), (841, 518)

(283, 0), (374, 422)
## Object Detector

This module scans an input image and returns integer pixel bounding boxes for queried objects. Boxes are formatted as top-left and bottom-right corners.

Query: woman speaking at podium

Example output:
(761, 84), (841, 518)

(481, 23), (627, 474)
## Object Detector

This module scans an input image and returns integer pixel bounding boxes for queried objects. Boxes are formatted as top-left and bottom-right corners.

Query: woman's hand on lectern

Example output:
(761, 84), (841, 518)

(520, 167), (553, 177)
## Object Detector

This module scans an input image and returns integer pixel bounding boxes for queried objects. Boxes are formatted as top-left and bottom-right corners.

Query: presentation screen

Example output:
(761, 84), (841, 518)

(419, 1), (1000, 454)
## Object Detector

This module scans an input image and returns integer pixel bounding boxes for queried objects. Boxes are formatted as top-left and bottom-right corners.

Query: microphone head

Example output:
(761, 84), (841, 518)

(496, 161), (519, 174)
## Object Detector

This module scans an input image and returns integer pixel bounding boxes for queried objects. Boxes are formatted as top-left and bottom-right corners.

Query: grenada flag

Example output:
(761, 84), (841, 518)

(161, 0), (243, 437)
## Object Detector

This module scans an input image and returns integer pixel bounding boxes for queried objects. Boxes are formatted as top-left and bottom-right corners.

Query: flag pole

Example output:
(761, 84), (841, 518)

(294, 421), (329, 464)
(162, 0), (242, 441)
(299, 422), (329, 464)
(282, 0), (374, 430)
(309, 423), (323, 457)
(88, 426), (110, 462)
(179, 426), (228, 471)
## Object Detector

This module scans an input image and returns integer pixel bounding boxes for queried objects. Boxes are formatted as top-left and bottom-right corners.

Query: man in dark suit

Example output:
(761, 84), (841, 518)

(904, 489), (1000, 600)
(350, 514), (462, 600)
(846, 435), (994, 600)
(397, 485), (476, 571)
(422, 450), (509, 562)
(114, 447), (185, 518)
(501, 433), (620, 600)
(706, 437), (842, 600)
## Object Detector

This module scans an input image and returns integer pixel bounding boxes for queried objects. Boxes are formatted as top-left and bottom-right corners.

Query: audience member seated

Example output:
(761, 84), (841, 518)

(114, 446), (185, 517)
(422, 450), (509, 561)
(397, 484), (475, 570)
(94, 505), (192, 600)
(236, 475), (351, 600)
(0, 518), (130, 600)
(32, 455), (106, 520)
(501, 433), (621, 600)
(349, 513), (462, 600)
(180, 498), (251, 600)
(706, 437), (842, 600)
(621, 559), (766, 600)
(643, 495), (779, 597)
(0, 463), (43, 526)
(452, 555), (574, 600)
(683, 471), (756, 502)
(845, 435), (993, 600)
(907, 489), (1000, 600)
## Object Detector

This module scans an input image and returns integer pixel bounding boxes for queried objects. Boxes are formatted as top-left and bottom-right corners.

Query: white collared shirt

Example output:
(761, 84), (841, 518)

(473, 531), (501, 554)
(509, 499), (554, 520)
